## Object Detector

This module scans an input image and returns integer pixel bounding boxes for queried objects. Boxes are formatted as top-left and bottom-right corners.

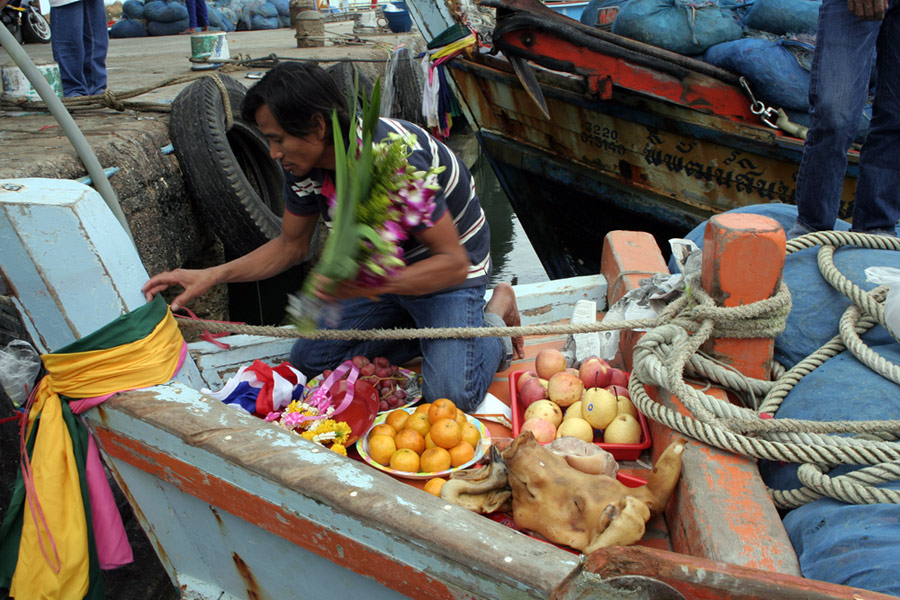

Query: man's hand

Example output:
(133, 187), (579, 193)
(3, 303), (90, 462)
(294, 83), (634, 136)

(142, 268), (219, 312)
(848, 0), (889, 19)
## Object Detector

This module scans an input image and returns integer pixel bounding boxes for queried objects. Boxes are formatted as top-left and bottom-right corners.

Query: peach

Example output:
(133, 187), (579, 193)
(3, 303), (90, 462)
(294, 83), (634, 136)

(520, 377), (550, 410)
(521, 418), (557, 443)
(578, 356), (613, 389)
(535, 348), (567, 380)
(609, 368), (630, 388)
(547, 371), (584, 408)
(524, 399), (563, 428)
(516, 370), (538, 394)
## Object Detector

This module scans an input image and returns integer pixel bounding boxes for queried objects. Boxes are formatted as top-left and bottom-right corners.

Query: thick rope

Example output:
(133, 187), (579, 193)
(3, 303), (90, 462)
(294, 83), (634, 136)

(629, 230), (900, 507)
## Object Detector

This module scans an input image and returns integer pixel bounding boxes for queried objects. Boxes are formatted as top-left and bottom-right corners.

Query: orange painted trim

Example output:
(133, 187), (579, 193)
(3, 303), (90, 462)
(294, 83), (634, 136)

(92, 427), (468, 600)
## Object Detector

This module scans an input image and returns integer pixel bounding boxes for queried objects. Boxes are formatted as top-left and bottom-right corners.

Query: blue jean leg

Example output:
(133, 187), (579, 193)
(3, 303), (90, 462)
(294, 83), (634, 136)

(51, 2), (88, 97)
(290, 296), (421, 378)
(396, 287), (505, 412)
(852, 3), (900, 232)
(50, 0), (108, 97)
(83, 0), (108, 95)
(794, 0), (882, 231)
(186, 0), (209, 28)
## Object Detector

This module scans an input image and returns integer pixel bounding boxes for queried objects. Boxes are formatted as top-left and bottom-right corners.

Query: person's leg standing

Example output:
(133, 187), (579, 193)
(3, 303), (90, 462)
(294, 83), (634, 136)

(196, 0), (209, 29)
(289, 295), (421, 379)
(50, 1), (88, 97)
(83, 0), (108, 96)
(185, 0), (197, 30)
(851, 2), (900, 233)
(400, 286), (505, 413)
(794, 0), (880, 232)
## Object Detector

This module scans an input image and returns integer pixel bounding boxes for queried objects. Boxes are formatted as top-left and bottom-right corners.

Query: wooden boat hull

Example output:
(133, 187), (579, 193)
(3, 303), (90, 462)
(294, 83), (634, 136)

(410, 0), (858, 278)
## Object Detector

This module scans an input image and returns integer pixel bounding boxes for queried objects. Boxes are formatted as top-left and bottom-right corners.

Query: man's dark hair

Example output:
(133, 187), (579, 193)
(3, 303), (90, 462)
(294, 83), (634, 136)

(241, 61), (350, 144)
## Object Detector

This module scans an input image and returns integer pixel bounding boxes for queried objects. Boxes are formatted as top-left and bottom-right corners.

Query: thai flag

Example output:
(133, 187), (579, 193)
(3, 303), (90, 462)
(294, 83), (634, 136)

(202, 360), (307, 416)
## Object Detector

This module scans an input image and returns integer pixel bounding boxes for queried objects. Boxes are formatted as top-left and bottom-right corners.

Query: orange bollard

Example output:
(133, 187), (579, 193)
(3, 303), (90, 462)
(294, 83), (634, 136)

(700, 214), (785, 380)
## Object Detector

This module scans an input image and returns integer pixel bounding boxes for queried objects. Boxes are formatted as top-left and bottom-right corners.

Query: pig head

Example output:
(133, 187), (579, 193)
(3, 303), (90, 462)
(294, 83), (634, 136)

(503, 433), (686, 554)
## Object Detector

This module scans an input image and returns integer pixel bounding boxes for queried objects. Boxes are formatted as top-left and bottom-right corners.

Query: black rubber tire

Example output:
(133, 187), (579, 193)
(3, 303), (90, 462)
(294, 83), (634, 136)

(170, 74), (285, 258)
(21, 6), (50, 44)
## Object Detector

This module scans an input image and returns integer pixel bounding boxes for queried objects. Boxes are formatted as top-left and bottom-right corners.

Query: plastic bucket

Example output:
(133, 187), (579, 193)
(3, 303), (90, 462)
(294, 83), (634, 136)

(382, 6), (411, 32)
(1, 62), (63, 101)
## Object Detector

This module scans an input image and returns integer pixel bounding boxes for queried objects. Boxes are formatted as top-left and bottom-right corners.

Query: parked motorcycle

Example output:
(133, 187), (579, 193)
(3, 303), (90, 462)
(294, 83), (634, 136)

(1, 0), (51, 44)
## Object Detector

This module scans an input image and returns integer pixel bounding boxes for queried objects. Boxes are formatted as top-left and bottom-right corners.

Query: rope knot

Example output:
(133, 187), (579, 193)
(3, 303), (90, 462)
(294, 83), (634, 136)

(102, 89), (126, 112)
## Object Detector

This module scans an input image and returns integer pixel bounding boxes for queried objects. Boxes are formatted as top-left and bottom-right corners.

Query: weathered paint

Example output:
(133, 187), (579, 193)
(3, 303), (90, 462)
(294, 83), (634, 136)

(700, 214), (785, 379)
(85, 381), (581, 599)
(554, 545), (897, 600)
(599, 229), (801, 574)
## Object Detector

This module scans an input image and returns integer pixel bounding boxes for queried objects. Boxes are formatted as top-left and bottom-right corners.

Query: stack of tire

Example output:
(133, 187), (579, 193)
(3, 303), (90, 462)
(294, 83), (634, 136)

(110, 0), (237, 38)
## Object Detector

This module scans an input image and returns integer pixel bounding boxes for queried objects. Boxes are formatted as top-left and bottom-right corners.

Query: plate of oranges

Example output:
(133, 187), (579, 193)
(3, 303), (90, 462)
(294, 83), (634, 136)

(356, 398), (490, 480)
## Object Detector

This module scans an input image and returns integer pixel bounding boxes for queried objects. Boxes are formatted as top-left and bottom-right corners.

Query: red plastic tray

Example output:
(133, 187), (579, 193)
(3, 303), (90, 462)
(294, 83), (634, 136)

(509, 370), (652, 460)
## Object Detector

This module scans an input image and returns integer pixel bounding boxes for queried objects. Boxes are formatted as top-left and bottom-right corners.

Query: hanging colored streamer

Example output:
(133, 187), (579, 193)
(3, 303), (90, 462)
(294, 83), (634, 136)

(420, 30), (477, 139)
(0, 295), (187, 599)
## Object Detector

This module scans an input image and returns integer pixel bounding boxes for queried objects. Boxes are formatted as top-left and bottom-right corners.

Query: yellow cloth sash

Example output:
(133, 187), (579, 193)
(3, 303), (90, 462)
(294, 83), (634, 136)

(11, 309), (183, 599)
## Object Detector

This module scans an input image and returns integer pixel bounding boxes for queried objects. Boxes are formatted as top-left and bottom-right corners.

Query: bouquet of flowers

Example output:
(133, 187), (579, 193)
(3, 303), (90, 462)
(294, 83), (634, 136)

(265, 393), (352, 456)
(288, 78), (445, 331)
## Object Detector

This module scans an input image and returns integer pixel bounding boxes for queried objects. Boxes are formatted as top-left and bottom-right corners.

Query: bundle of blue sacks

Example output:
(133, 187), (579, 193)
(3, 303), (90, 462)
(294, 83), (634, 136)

(671, 204), (900, 597)
(110, 0), (291, 37)
(580, 0), (873, 140)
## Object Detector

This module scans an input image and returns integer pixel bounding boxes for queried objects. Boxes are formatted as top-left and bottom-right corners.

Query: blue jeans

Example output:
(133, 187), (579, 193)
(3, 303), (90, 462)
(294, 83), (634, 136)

(50, 0), (108, 97)
(794, 0), (900, 233)
(186, 0), (209, 29)
(290, 286), (508, 412)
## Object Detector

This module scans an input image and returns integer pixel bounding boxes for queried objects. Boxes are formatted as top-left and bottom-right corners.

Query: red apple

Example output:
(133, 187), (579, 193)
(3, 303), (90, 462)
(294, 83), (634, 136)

(519, 377), (550, 410)
(548, 371), (584, 408)
(521, 418), (556, 443)
(609, 368), (630, 388)
(579, 356), (613, 389)
(605, 384), (629, 400)
(516, 370), (538, 395)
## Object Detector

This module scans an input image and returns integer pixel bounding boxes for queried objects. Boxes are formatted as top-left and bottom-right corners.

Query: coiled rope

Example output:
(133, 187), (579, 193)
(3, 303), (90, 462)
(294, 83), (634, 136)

(628, 230), (900, 507)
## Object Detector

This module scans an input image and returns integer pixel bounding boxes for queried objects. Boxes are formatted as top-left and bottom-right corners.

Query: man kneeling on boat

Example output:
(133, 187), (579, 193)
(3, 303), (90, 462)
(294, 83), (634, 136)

(142, 62), (524, 412)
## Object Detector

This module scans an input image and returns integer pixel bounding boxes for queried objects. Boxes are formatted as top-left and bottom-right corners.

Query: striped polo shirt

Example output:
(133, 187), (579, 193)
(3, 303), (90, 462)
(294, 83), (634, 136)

(282, 117), (492, 292)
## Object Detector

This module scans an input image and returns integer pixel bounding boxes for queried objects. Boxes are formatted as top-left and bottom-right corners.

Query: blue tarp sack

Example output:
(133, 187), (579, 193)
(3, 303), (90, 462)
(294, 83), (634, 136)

(703, 36), (813, 111)
(148, 17), (189, 34)
(579, 0), (629, 27)
(121, 0), (145, 19)
(611, 0), (743, 55)
(143, 0), (188, 22)
(213, 4), (238, 30)
(742, 0), (820, 34)
(109, 15), (149, 37)
(271, 0), (289, 16)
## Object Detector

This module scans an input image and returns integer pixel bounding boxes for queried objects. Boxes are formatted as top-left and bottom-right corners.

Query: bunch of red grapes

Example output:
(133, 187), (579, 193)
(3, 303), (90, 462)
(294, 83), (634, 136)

(322, 355), (410, 412)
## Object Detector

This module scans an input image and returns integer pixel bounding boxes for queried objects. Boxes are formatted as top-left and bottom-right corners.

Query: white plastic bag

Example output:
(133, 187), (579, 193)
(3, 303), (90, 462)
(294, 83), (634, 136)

(864, 266), (900, 339)
(0, 340), (41, 407)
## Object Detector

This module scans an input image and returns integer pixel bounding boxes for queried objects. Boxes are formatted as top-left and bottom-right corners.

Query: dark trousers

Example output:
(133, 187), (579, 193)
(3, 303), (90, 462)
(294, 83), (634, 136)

(50, 0), (108, 97)
(186, 0), (209, 29)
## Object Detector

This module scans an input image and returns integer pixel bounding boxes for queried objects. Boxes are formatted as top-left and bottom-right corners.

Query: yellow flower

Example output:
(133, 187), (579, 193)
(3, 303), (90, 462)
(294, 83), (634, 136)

(330, 443), (347, 456)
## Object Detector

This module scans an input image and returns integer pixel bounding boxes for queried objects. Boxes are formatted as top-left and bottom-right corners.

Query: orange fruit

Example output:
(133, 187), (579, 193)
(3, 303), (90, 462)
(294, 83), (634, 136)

(368, 423), (397, 440)
(389, 448), (420, 472)
(424, 432), (436, 450)
(429, 418), (462, 449)
(460, 422), (481, 449)
(367, 434), (397, 466)
(428, 398), (458, 423)
(404, 411), (431, 437)
(423, 477), (447, 497)
(385, 410), (410, 431)
(395, 428), (426, 455)
(420, 447), (452, 473)
(415, 403), (431, 414)
(455, 408), (467, 428)
(448, 441), (475, 467)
